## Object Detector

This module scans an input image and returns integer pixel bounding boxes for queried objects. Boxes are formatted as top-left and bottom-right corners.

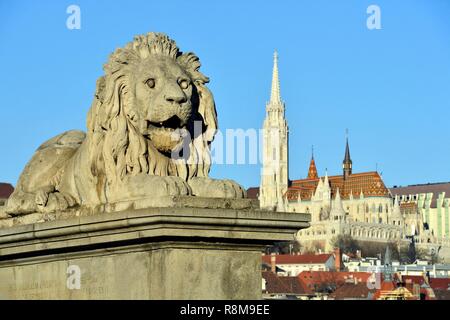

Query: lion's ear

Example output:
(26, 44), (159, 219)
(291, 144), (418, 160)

(178, 52), (209, 84)
(196, 83), (217, 142)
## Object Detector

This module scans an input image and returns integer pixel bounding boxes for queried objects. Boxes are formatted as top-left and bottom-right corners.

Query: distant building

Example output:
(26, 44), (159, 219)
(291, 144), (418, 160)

(0, 183), (14, 206)
(390, 183), (450, 253)
(262, 250), (342, 276)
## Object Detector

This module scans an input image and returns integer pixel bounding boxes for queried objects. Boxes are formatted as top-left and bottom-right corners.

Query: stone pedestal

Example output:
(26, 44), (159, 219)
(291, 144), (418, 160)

(0, 205), (309, 299)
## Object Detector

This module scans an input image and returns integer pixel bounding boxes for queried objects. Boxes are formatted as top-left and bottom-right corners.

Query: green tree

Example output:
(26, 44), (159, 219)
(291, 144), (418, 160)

(330, 234), (360, 255)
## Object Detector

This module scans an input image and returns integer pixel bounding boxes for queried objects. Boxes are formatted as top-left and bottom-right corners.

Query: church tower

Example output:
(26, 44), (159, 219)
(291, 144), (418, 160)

(307, 146), (319, 179)
(343, 133), (352, 180)
(260, 51), (289, 211)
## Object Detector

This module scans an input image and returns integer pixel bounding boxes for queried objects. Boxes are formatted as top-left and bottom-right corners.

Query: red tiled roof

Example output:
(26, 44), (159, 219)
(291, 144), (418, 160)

(286, 171), (389, 201)
(247, 187), (259, 200)
(0, 183), (14, 199)
(262, 254), (332, 265)
(329, 282), (375, 300)
(262, 271), (312, 295)
(298, 271), (373, 290)
(429, 278), (450, 290)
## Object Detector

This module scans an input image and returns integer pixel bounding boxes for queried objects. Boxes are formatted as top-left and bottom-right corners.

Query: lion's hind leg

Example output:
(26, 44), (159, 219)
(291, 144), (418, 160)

(5, 130), (85, 216)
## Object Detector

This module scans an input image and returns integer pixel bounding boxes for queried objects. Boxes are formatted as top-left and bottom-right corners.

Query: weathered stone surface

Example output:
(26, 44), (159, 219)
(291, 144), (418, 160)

(0, 207), (8, 219)
(0, 207), (310, 299)
(6, 32), (245, 218)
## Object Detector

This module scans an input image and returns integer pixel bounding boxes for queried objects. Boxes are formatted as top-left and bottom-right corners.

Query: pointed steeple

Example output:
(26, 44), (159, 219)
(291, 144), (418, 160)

(323, 169), (329, 186)
(260, 50), (288, 212)
(270, 50), (281, 103)
(307, 146), (319, 179)
(343, 129), (352, 180)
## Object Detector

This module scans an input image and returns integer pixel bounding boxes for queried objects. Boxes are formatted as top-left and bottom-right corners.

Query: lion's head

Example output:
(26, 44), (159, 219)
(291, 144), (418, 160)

(86, 33), (217, 188)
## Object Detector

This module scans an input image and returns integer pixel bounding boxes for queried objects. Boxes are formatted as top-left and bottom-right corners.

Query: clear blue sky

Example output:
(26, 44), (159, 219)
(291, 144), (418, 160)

(1, 0), (449, 189)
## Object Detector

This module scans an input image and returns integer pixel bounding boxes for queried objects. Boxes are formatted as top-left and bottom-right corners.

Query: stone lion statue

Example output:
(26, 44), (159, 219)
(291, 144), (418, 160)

(6, 32), (245, 215)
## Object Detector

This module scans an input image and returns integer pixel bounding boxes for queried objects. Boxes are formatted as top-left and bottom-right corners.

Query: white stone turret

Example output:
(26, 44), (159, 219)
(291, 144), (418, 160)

(260, 51), (289, 211)
(331, 188), (346, 221)
(322, 170), (331, 202)
(391, 195), (404, 226)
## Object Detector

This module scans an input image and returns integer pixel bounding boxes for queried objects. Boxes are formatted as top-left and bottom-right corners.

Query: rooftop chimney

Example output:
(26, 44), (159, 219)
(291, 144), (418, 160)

(270, 253), (276, 273)
(334, 248), (342, 271)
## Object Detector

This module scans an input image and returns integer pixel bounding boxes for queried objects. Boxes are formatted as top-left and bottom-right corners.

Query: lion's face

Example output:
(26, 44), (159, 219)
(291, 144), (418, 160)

(129, 56), (194, 153)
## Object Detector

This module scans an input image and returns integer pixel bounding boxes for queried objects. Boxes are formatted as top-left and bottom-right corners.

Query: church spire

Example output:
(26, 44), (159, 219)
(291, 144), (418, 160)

(307, 146), (319, 179)
(270, 50), (281, 103)
(343, 129), (352, 180)
(260, 50), (288, 212)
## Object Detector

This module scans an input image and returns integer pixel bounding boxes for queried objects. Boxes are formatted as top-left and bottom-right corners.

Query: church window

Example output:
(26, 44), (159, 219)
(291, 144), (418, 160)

(379, 217), (382, 223)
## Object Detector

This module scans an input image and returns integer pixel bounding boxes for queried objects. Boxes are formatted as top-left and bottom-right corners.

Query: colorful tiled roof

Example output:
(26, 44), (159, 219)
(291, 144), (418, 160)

(286, 171), (389, 201)
(307, 157), (318, 179)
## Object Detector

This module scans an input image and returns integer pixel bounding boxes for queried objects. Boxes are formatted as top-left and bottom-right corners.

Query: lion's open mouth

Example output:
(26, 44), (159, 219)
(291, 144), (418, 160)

(148, 115), (184, 131)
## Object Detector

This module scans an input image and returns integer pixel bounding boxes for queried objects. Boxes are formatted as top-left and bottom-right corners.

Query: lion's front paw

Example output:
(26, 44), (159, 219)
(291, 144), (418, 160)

(115, 174), (192, 200)
(188, 177), (246, 199)
(38, 192), (77, 213)
(157, 176), (192, 197)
